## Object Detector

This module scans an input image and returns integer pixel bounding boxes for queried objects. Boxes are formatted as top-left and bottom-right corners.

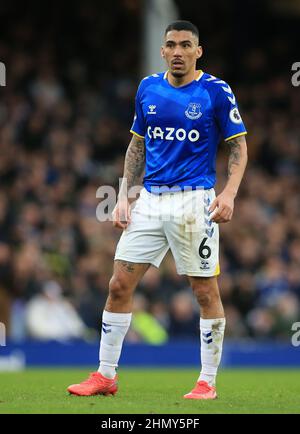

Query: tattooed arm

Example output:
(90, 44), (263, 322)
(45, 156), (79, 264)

(119, 134), (145, 199)
(112, 134), (145, 229)
(226, 135), (248, 195)
(209, 135), (248, 223)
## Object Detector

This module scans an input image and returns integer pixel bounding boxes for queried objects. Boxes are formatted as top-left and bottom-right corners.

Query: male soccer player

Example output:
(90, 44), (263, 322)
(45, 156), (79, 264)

(68, 20), (248, 399)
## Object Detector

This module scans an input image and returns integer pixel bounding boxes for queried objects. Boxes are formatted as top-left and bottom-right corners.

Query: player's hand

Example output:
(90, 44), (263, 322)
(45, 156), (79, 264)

(209, 190), (235, 223)
(112, 198), (131, 229)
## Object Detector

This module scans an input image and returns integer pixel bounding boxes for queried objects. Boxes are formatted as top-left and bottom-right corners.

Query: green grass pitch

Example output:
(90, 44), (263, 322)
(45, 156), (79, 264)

(0, 368), (299, 414)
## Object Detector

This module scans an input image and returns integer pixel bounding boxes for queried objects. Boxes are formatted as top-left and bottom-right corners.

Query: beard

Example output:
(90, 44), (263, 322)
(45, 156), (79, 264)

(170, 69), (185, 78)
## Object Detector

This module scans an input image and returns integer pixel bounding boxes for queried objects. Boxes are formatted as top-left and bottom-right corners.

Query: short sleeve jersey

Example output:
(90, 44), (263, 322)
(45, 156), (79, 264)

(131, 70), (247, 193)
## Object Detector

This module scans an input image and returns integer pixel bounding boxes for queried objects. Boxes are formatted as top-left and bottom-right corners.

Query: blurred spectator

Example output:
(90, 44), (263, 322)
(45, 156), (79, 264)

(168, 291), (199, 340)
(25, 280), (87, 341)
(127, 293), (168, 344)
(256, 257), (290, 307)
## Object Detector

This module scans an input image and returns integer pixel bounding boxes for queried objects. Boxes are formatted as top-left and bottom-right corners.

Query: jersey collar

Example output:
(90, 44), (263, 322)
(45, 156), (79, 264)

(163, 69), (203, 82)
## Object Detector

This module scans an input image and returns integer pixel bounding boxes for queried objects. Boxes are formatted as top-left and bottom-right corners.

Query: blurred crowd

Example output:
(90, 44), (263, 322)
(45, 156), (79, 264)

(0, 1), (299, 343)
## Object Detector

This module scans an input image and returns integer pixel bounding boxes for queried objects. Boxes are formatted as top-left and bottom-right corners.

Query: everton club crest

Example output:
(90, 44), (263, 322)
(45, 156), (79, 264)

(185, 102), (202, 120)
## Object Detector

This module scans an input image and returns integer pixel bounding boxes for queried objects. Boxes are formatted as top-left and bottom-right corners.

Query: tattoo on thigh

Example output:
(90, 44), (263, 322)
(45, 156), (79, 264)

(120, 261), (135, 273)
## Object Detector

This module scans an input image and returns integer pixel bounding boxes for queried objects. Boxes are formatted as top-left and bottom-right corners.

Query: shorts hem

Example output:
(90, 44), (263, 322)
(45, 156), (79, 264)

(114, 255), (160, 268)
(177, 270), (221, 277)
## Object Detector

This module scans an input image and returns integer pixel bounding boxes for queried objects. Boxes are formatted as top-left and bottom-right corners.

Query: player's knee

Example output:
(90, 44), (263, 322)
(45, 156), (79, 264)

(192, 282), (216, 308)
(194, 288), (212, 307)
(109, 275), (132, 303)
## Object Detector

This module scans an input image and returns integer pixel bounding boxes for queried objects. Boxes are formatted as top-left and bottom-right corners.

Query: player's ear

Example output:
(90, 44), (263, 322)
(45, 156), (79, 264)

(196, 46), (203, 60)
(161, 46), (165, 58)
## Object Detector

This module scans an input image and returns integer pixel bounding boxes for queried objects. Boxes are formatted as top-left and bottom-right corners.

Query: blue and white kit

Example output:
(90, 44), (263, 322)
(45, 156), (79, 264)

(115, 70), (247, 276)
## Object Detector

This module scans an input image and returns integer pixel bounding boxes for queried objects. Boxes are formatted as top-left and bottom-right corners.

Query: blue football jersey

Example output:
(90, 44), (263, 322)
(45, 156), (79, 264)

(130, 70), (247, 193)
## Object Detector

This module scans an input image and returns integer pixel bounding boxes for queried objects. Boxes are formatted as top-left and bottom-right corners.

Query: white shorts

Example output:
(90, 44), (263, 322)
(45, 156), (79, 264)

(115, 188), (220, 277)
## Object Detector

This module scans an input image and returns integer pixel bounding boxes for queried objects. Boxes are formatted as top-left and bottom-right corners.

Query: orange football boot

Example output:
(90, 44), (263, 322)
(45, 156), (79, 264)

(183, 380), (217, 400)
(67, 372), (118, 397)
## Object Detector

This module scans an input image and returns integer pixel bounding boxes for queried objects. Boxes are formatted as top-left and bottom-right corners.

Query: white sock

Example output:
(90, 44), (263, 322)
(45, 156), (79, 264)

(98, 310), (132, 379)
(198, 317), (226, 386)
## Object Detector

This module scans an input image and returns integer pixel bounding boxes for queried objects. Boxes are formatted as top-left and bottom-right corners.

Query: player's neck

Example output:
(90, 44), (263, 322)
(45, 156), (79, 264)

(167, 69), (199, 87)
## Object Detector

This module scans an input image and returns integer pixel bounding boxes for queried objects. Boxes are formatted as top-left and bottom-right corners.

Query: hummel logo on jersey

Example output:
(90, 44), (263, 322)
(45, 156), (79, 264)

(147, 105), (157, 114)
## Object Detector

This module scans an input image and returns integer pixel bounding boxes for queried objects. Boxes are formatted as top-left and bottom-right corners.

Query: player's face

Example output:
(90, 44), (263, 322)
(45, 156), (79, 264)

(161, 30), (202, 78)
